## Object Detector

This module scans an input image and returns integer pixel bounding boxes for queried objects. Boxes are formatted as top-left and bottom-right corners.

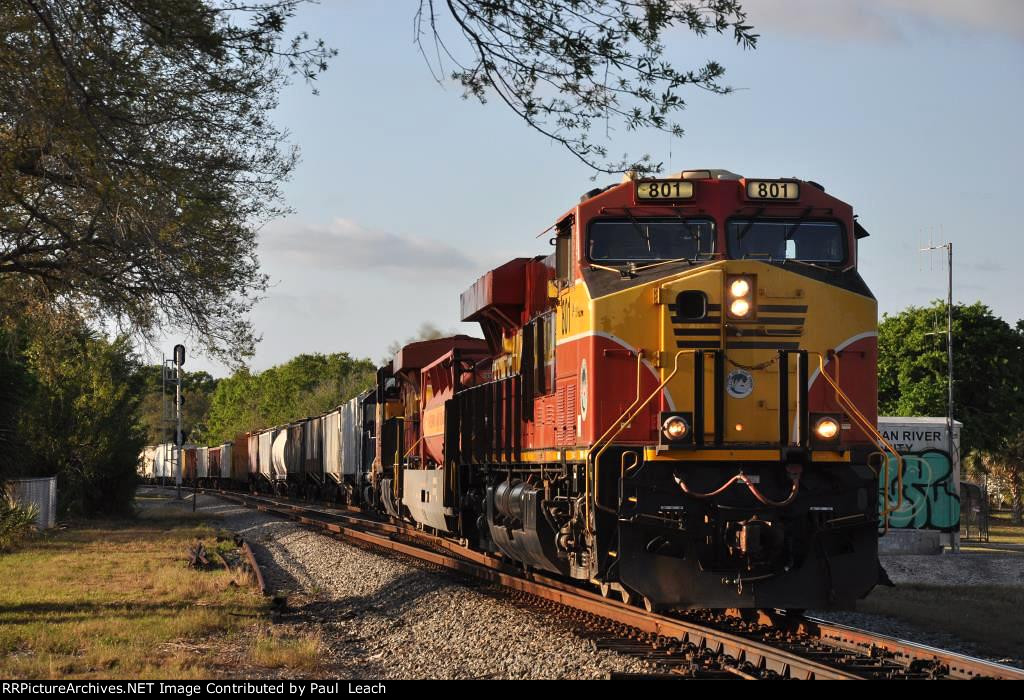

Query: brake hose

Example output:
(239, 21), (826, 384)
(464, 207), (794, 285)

(673, 466), (802, 508)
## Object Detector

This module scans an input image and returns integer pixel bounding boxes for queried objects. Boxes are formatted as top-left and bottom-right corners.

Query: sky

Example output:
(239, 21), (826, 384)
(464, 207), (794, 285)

(172, 0), (1024, 376)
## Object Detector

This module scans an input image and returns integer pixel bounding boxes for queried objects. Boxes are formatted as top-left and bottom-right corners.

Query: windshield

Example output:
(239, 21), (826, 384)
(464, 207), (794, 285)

(727, 220), (845, 264)
(588, 218), (714, 263)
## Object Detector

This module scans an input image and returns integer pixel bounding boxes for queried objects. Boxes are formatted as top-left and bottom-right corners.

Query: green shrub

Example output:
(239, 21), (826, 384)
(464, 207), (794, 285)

(0, 493), (39, 551)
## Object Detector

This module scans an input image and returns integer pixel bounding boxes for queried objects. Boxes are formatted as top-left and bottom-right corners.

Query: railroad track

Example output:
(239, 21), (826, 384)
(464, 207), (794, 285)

(194, 487), (1024, 680)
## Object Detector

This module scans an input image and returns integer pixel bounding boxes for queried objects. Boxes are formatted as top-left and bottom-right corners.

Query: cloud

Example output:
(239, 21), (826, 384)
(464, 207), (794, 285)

(741, 0), (902, 41)
(968, 260), (1006, 273)
(261, 218), (480, 272)
(741, 0), (1024, 42)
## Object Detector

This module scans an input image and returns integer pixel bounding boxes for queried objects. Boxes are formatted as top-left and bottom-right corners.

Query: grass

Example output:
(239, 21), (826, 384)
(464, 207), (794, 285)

(987, 510), (1024, 545)
(861, 584), (1024, 662)
(251, 630), (324, 671)
(0, 490), (322, 679)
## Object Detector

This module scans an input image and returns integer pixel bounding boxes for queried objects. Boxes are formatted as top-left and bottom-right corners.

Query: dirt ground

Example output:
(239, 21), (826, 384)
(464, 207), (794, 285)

(813, 541), (1024, 668)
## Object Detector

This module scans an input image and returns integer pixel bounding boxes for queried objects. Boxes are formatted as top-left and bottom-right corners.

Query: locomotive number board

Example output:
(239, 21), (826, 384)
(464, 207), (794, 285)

(746, 180), (800, 201)
(636, 180), (695, 201)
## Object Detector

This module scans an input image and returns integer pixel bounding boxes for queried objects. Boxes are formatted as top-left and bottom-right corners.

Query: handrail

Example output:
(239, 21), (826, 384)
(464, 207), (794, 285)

(392, 416), (406, 501)
(866, 451), (890, 536)
(587, 349), (694, 533)
(403, 434), (425, 460)
(590, 350), (646, 458)
(808, 352), (903, 534)
(585, 349), (645, 529)
(621, 450), (641, 478)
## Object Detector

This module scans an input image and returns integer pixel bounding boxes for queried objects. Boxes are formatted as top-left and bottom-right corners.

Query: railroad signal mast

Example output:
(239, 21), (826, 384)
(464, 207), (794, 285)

(173, 344), (185, 500)
(161, 356), (178, 492)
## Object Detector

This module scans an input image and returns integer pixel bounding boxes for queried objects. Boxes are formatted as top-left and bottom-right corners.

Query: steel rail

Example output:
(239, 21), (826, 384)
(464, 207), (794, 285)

(195, 487), (1024, 680)
(799, 616), (1024, 681)
(241, 540), (268, 595)
(202, 490), (891, 679)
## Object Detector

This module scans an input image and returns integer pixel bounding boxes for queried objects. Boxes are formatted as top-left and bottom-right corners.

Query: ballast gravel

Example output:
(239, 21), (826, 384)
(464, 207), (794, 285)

(189, 491), (657, 680)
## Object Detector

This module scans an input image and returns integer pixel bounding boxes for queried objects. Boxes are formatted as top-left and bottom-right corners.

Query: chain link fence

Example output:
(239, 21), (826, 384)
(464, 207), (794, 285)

(959, 480), (989, 542)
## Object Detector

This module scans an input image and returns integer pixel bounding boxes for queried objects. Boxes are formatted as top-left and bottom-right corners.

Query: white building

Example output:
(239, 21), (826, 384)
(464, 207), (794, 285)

(878, 416), (962, 551)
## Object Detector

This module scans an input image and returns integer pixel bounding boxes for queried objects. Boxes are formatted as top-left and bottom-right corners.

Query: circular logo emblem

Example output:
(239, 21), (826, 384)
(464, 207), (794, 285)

(726, 369), (754, 399)
(579, 359), (588, 421)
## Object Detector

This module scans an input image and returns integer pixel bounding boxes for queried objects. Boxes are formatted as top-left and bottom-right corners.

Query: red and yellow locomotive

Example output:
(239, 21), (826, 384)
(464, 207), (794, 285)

(372, 168), (888, 611)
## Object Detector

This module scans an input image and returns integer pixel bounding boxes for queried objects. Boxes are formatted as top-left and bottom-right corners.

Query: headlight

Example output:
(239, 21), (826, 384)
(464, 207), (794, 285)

(662, 416), (690, 441)
(814, 416), (840, 440)
(726, 275), (755, 319)
(729, 299), (751, 317)
(729, 279), (750, 298)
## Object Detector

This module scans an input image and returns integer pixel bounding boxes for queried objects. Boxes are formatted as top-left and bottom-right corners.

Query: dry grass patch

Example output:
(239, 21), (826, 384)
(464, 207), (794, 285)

(0, 491), (267, 679)
(861, 584), (1024, 662)
(250, 629), (323, 672)
(988, 511), (1024, 545)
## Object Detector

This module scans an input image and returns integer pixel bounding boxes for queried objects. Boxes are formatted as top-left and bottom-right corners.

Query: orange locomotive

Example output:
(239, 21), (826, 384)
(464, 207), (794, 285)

(373, 169), (890, 611)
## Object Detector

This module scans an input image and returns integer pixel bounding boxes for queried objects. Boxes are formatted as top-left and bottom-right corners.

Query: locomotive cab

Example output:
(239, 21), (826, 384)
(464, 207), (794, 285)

(567, 171), (884, 609)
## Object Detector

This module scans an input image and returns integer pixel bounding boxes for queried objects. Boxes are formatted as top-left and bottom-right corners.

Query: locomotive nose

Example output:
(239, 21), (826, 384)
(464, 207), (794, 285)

(657, 262), (817, 447)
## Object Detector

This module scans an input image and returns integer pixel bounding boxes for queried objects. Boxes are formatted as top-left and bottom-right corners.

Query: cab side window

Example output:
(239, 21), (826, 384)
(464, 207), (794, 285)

(534, 312), (556, 396)
(554, 216), (573, 288)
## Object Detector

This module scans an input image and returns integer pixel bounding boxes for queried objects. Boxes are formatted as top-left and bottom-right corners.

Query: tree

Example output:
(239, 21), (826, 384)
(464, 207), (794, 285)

(203, 352), (376, 443)
(420, 0), (757, 173)
(135, 366), (219, 444)
(0, 1), (334, 363)
(16, 317), (147, 516)
(878, 301), (1024, 458)
(2, 1), (755, 369)
(0, 327), (35, 481)
(967, 442), (1024, 525)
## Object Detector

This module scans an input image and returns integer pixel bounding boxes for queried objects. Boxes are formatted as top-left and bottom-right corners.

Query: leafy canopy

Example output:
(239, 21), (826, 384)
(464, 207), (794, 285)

(0, 0), (334, 363)
(420, 0), (758, 173)
(135, 366), (219, 445)
(1, 0), (756, 367)
(13, 316), (147, 516)
(203, 352), (376, 443)
(878, 301), (1024, 457)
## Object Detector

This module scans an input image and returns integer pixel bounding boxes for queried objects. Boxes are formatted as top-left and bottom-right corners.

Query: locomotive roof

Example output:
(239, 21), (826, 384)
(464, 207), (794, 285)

(392, 335), (489, 375)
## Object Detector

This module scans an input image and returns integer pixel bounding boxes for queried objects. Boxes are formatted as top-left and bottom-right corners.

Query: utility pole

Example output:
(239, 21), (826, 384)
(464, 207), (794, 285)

(922, 241), (956, 551)
(174, 344), (185, 500)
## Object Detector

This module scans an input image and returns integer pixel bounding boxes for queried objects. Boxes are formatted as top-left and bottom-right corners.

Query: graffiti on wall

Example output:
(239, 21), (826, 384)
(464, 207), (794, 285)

(878, 450), (960, 532)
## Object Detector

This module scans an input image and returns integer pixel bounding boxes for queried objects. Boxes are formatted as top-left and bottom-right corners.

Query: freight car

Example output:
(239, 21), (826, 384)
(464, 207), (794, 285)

(144, 168), (896, 612)
(144, 393), (378, 501)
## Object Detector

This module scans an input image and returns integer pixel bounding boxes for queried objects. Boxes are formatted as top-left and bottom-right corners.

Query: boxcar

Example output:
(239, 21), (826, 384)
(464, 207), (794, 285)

(208, 446), (221, 483)
(234, 433), (252, 485)
(139, 446), (155, 480)
(247, 432), (260, 483)
(184, 447), (197, 483)
(219, 442), (233, 480)
(197, 446), (209, 481)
